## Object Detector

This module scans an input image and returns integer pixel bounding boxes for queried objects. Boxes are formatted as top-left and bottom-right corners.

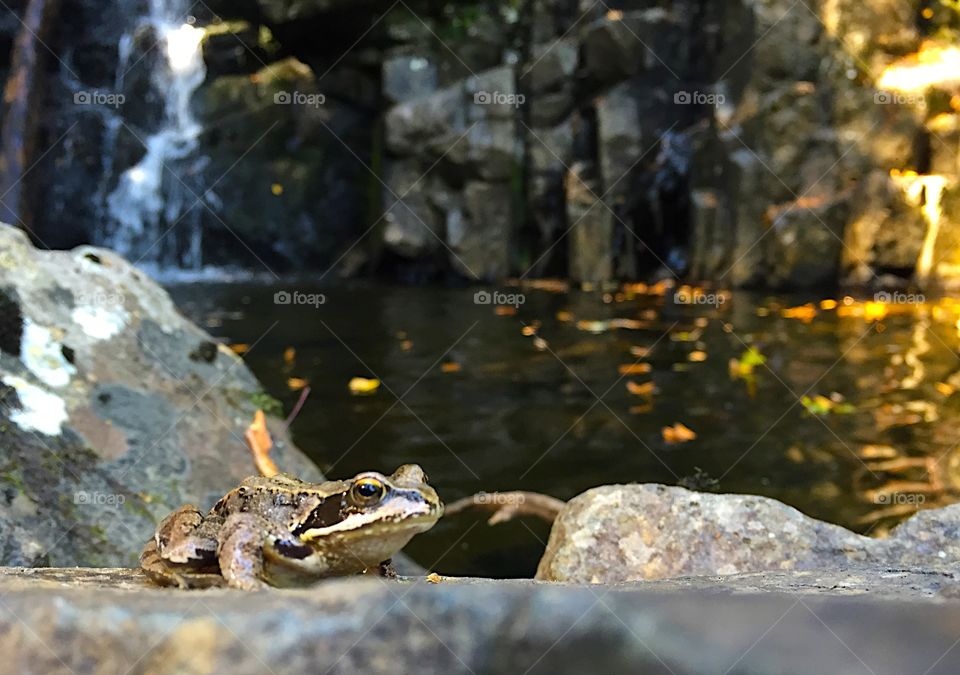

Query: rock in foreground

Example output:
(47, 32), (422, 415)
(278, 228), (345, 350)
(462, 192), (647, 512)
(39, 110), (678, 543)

(1, 567), (960, 674)
(537, 484), (960, 583)
(0, 224), (320, 567)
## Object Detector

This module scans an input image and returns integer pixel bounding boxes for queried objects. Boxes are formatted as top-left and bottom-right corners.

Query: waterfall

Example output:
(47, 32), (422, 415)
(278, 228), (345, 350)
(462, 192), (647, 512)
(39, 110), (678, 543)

(100, 1), (206, 273)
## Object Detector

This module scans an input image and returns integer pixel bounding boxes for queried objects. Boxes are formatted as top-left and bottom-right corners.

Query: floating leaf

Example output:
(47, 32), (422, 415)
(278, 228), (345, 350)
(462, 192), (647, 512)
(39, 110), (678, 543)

(556, 311), (574, 322)
(630, 346), (652, 358)
(688, 350), (708, 362)
(349, 377), (381, 395)
(441, 362), (462, 373)
(936, 382), (955, 396)
(781, 304), (817, 322)
(229, 343), (250, 355)
(283, 346), (296, 367)
(626, 381), (656, 396)
(618, 363), (652, 375)
(400, 339), (413, 352)
(271, 183), (284, 196)
(287, 377), (308, 391)
(629, 403), (653, 414)
(495, 306), (517, 316)
(662, 423), (697, 444)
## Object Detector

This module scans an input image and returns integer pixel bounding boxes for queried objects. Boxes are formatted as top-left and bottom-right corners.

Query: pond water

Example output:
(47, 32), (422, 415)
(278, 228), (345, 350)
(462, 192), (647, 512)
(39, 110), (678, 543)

(168, 281), (960, 578)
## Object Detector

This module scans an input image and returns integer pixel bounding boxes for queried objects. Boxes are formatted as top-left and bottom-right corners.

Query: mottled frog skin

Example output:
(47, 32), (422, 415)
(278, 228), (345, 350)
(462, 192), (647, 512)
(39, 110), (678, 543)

(140, 465), (442, 590)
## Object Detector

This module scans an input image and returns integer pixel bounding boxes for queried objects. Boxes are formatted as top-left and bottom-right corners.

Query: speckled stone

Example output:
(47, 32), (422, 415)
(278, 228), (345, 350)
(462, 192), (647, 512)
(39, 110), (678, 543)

(0, 224), (321, 567)
(536, 484), (960, 583)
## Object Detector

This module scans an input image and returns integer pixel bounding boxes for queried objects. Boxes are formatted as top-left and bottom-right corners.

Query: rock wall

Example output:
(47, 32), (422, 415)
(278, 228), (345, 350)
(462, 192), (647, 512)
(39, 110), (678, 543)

(0, 224), (320, 567)
(0, 0), (958, 286)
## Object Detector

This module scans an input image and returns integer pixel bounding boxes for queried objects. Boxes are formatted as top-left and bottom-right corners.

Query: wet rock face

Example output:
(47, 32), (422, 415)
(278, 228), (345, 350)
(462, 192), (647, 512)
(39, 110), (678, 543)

(0, 224), (320, 567)
(536, 483), (960, 583)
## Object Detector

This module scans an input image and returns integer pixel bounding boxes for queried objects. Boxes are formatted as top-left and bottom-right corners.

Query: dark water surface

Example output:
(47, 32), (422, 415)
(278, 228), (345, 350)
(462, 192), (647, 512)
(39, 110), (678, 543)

(168, 281), (960, 577)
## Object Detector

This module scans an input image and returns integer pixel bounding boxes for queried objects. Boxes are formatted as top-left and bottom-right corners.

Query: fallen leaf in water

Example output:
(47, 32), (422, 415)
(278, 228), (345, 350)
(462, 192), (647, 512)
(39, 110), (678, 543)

(801, 394), (855, 415)
(283, 347), (296, 367)
(781, 304), (817, 322)
(670, 329), (702, 342)
(495, 306), (517, 316)
(729, 346), (766, 378)
(271, 183), (284, 196)
(662, 423), (697, 444)
(626, 381), (656, 396)
(400, 339), (413, 351)
(936, 382), (955, 396)
(688, 351), (708, 362)
(556, 311), (574, 322)
(606, 9), (623, 20)
(857, 444), (898, 459)
(349, 377), (381, 395)
(630, 346), (652, 358)
(441, 362), (462, 373)
(287, 377), (308, 391)
(629, 403), (653, 414)
(820, 299), (838, 310)
(521, 325), (537, 336)
(533, 337), (549, 351)
(229, 343), (250, 355)
(618, 363), (652, 375)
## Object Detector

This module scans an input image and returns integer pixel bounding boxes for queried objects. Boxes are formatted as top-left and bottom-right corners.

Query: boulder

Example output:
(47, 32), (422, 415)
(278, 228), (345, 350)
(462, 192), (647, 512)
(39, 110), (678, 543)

(536, 483), (960, 583)
(445, 181), (512, 280)
(0, 224), (320, 567)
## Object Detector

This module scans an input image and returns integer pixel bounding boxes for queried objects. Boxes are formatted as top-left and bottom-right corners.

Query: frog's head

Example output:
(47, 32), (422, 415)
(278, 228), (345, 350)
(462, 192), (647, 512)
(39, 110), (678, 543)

(293, 464), (443, 569)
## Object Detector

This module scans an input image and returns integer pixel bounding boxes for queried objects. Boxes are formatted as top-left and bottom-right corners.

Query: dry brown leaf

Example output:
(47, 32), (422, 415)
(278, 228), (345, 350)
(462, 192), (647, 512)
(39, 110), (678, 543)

(245, 410), (279, 477)
(229, 343), (250, 355)
(619, 363), (652, 375)
(287, 377), (308, 391)
(662, 423), (697, 444)
(626, 381), (656, 396)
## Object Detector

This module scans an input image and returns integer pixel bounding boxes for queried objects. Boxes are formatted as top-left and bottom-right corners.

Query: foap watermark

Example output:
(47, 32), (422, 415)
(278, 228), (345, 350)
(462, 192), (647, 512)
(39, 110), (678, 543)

(874, 290), (925, 304)
(274, 290), (326, 308)
(274, 91), (326, 108)
(473, 491), (525, 507)
(74, 491), (126, 507)
(474, 289), (525, 308)
(73, 90), (125, 108)
(674, 288), (726, 308)
(874, 91), (925, 106)
(674, 90), (725, 106)
(75, 290), (126, 309)
(873, 492), (925, 506)
(474, 91), (525, 108)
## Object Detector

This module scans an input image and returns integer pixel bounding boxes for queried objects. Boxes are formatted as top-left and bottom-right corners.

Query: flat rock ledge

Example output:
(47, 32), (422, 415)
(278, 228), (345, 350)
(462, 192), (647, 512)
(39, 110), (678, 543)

(3, 567), (960, 674)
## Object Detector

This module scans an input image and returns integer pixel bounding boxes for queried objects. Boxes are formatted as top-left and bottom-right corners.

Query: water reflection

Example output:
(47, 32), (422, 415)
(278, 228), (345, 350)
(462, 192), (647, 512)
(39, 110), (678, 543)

(168, 281), (960, 577)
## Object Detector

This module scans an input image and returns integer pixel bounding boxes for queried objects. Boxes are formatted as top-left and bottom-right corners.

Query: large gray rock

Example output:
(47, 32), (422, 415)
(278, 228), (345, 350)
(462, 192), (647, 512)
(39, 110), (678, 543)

(536, 484), (960, 583)
(3, 567), (960, 674)
(0, 225), (320, 567)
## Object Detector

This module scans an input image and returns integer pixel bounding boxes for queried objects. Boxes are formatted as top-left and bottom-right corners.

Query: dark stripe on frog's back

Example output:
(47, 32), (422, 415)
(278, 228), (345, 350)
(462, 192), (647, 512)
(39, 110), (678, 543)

(292, 490), (348, 536)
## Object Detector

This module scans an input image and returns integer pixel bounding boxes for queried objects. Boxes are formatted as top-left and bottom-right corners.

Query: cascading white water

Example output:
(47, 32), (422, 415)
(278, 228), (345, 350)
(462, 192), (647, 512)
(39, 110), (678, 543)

(104, 2), (206, 271)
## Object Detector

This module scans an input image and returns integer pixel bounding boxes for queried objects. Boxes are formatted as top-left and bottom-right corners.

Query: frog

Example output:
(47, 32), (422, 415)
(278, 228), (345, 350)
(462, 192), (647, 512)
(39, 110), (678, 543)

(140, 464), (442, 590)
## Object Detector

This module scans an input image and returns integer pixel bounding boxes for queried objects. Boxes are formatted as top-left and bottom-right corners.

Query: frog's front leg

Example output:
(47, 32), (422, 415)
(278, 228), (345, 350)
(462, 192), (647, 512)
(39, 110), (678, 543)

(217, 512), (272, 590)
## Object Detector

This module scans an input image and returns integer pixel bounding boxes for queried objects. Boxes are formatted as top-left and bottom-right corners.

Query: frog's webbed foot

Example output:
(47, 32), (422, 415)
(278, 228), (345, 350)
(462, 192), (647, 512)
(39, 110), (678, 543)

(218, 512), (269, 591)
(140, 539), (225, 589)
(154, 504), (219, 565)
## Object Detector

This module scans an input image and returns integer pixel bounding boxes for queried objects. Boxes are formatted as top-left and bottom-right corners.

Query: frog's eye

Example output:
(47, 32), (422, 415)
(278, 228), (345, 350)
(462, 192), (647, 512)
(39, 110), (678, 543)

(350, 477), (385, 506)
